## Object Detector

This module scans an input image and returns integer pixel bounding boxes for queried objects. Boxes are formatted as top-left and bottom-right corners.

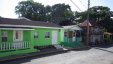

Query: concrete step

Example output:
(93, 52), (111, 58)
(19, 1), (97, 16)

(53, 45), (63, 49)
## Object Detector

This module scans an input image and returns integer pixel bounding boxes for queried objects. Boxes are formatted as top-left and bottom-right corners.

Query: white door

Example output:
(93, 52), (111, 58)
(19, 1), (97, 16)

(73, 37), (76, 42)
(13, 30), (23, 42)
(52, 31), (58, 45)
(73, 32), (76, 42)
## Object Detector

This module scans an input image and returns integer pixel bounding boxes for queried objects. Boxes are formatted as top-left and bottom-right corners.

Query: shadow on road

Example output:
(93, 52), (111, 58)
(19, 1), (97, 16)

(91, 43), (113, 48)
(1, 45), (113, 64)
(98, 44), (113, 48)
(71, 47), (91, 51)
(95, 47), (113, 53)
(1, 51), (69, 64)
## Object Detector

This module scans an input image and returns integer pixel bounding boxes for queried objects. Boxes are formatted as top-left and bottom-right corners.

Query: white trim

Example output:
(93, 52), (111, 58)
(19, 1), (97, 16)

(62, 25), (82, 30)
(52, 31), (58, 45)
(0, 28), (34, 30)
(13, 30), (23, 42)
(0, 24), (63, 29)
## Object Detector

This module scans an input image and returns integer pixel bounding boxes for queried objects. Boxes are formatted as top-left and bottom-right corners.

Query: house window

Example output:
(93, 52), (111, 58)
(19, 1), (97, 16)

(73, 32), (76, 37)
(34, 32), (38, 39)
(76, 30), (80, 37)
(15, 31), (19, 39)
(104, 34), (107, 38)
(45, 32), (50, 38)
(69, 31), (73, 38)
(15, 31), (22, 40)
(13, 31), (23, 41)
(64, 32), (67, 36)
(2, 31), (8, 42)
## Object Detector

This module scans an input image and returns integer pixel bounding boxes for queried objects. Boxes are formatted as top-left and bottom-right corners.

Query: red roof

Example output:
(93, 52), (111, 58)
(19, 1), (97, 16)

(79, 20), (92, 27)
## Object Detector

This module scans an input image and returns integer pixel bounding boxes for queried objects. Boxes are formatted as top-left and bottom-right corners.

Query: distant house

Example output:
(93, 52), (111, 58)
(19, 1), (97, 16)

(0, 17), (63, 57)
(103, 32), (113, 44)
(90, 26), (103, 45)
(79, 20), (104, 45)
(62, 25), (83, 48)
(79, 20), (92, 45)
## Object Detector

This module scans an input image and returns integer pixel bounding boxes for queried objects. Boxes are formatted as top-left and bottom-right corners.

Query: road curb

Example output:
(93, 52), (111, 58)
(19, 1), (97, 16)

(0, 49), (68, 63)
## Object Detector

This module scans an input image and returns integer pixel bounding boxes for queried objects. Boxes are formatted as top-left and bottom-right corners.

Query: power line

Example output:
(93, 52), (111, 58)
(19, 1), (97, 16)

(70, 0), (82, 11)
(78, 0), (87, 8)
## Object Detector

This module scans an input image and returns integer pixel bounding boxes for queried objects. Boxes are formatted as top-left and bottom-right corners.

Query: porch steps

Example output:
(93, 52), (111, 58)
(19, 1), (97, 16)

(53, 45), (63, 49)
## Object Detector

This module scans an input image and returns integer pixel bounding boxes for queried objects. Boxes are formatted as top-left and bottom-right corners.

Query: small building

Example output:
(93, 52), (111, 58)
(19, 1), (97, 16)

(103, 32), (113, 44)
(62, 25), (83, 48)
(79, 20), (104, 46)
(79, 20), (92, 45)
(0, 17), (63, 57)
(90, 26), (103, 45)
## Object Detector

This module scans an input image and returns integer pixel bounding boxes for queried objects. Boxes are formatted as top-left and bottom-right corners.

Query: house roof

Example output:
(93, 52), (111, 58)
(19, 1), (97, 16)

(62, 25), (82, 30)
(104, 32), (113, 35)
(79, 20), (92, 27)
(0, 17), (62, 29)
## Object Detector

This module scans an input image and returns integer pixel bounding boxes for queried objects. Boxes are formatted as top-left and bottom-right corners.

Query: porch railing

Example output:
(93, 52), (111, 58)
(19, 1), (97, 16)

(0, 41), (30, 51)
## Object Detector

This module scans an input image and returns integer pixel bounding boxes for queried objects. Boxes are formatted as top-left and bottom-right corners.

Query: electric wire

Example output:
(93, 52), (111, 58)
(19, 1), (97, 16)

(78, 0), (87, 8)
(70, 0), (82, 11)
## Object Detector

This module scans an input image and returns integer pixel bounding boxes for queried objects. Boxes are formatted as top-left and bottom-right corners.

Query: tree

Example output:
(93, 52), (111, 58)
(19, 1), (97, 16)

(15, 1), (75, 25)
(75, 6), (113, 32)
(15, 1), (46, 21)
(45, 5), (52, 21)
(51, 3), (74, 24)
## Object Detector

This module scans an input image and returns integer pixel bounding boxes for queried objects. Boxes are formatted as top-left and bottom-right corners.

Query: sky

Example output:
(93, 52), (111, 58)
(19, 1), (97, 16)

(0, 0), (113, 18)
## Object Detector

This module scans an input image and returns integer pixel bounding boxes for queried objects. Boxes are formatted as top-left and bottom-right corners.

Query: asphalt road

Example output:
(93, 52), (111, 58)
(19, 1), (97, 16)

(2, 46), (113, 64)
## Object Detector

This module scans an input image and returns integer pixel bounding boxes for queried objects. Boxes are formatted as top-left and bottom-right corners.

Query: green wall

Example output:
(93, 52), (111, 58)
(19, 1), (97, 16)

(34, 28), (51, 46)
(1, 30), (13, 42)
(0, 30), (37, 58)
(33, 28), (63, 46)
(23, 31), (31, 41)
(59, 30), (64, 43)
(1, 30), (32, 42)
(0, 28), (63, 58)
(0, 28), (63, 47)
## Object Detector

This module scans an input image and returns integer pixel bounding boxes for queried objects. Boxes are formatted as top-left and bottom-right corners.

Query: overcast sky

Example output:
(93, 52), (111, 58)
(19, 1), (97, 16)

(0, 0), (113, 18)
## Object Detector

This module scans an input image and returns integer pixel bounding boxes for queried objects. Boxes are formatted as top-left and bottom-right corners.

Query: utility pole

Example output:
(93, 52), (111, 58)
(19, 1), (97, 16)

(88, 0), (90, 10)
(86, 0), (90, 46)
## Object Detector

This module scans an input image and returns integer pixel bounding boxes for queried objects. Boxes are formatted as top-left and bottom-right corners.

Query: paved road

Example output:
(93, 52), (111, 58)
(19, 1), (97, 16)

(2, 46), (113, 64)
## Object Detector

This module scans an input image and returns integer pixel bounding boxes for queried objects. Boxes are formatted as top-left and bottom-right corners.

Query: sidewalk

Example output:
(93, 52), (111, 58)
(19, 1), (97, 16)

(0, 46), (90, 63)
(0, 48), (67, 62)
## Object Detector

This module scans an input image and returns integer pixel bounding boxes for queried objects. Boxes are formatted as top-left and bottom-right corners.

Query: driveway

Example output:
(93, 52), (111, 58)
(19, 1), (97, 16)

(2, 46), (113, 64)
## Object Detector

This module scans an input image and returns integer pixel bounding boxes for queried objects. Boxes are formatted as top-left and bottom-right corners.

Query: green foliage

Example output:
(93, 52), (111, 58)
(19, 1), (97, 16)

(45, 5), (52, 21)
(51, 3), (74, 23)
(15, 1), (74, 24)
(75, 6), (113, 32)
(15, 1), (46, 21)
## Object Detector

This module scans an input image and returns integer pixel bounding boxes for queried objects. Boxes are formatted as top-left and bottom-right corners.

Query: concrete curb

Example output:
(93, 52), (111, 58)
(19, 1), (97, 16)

(0, 46), (91, 63)
(0, 49), (68, 63)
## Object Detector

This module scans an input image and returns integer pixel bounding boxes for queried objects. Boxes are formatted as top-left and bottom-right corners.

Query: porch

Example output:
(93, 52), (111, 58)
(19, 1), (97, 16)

(63, 37), (83, 48)
(0, 41), (31, 51)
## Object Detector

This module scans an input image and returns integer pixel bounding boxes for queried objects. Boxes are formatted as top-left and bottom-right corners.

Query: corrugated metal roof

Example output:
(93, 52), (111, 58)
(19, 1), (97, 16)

(0, 17), (62, 28)
(79, 20), (92, 27)
(62, 25), (82, 30)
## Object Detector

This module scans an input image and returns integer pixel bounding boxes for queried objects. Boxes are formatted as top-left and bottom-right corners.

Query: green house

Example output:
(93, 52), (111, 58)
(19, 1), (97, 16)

(0, 17), (63, 57)
(62, 25), (83, 48)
